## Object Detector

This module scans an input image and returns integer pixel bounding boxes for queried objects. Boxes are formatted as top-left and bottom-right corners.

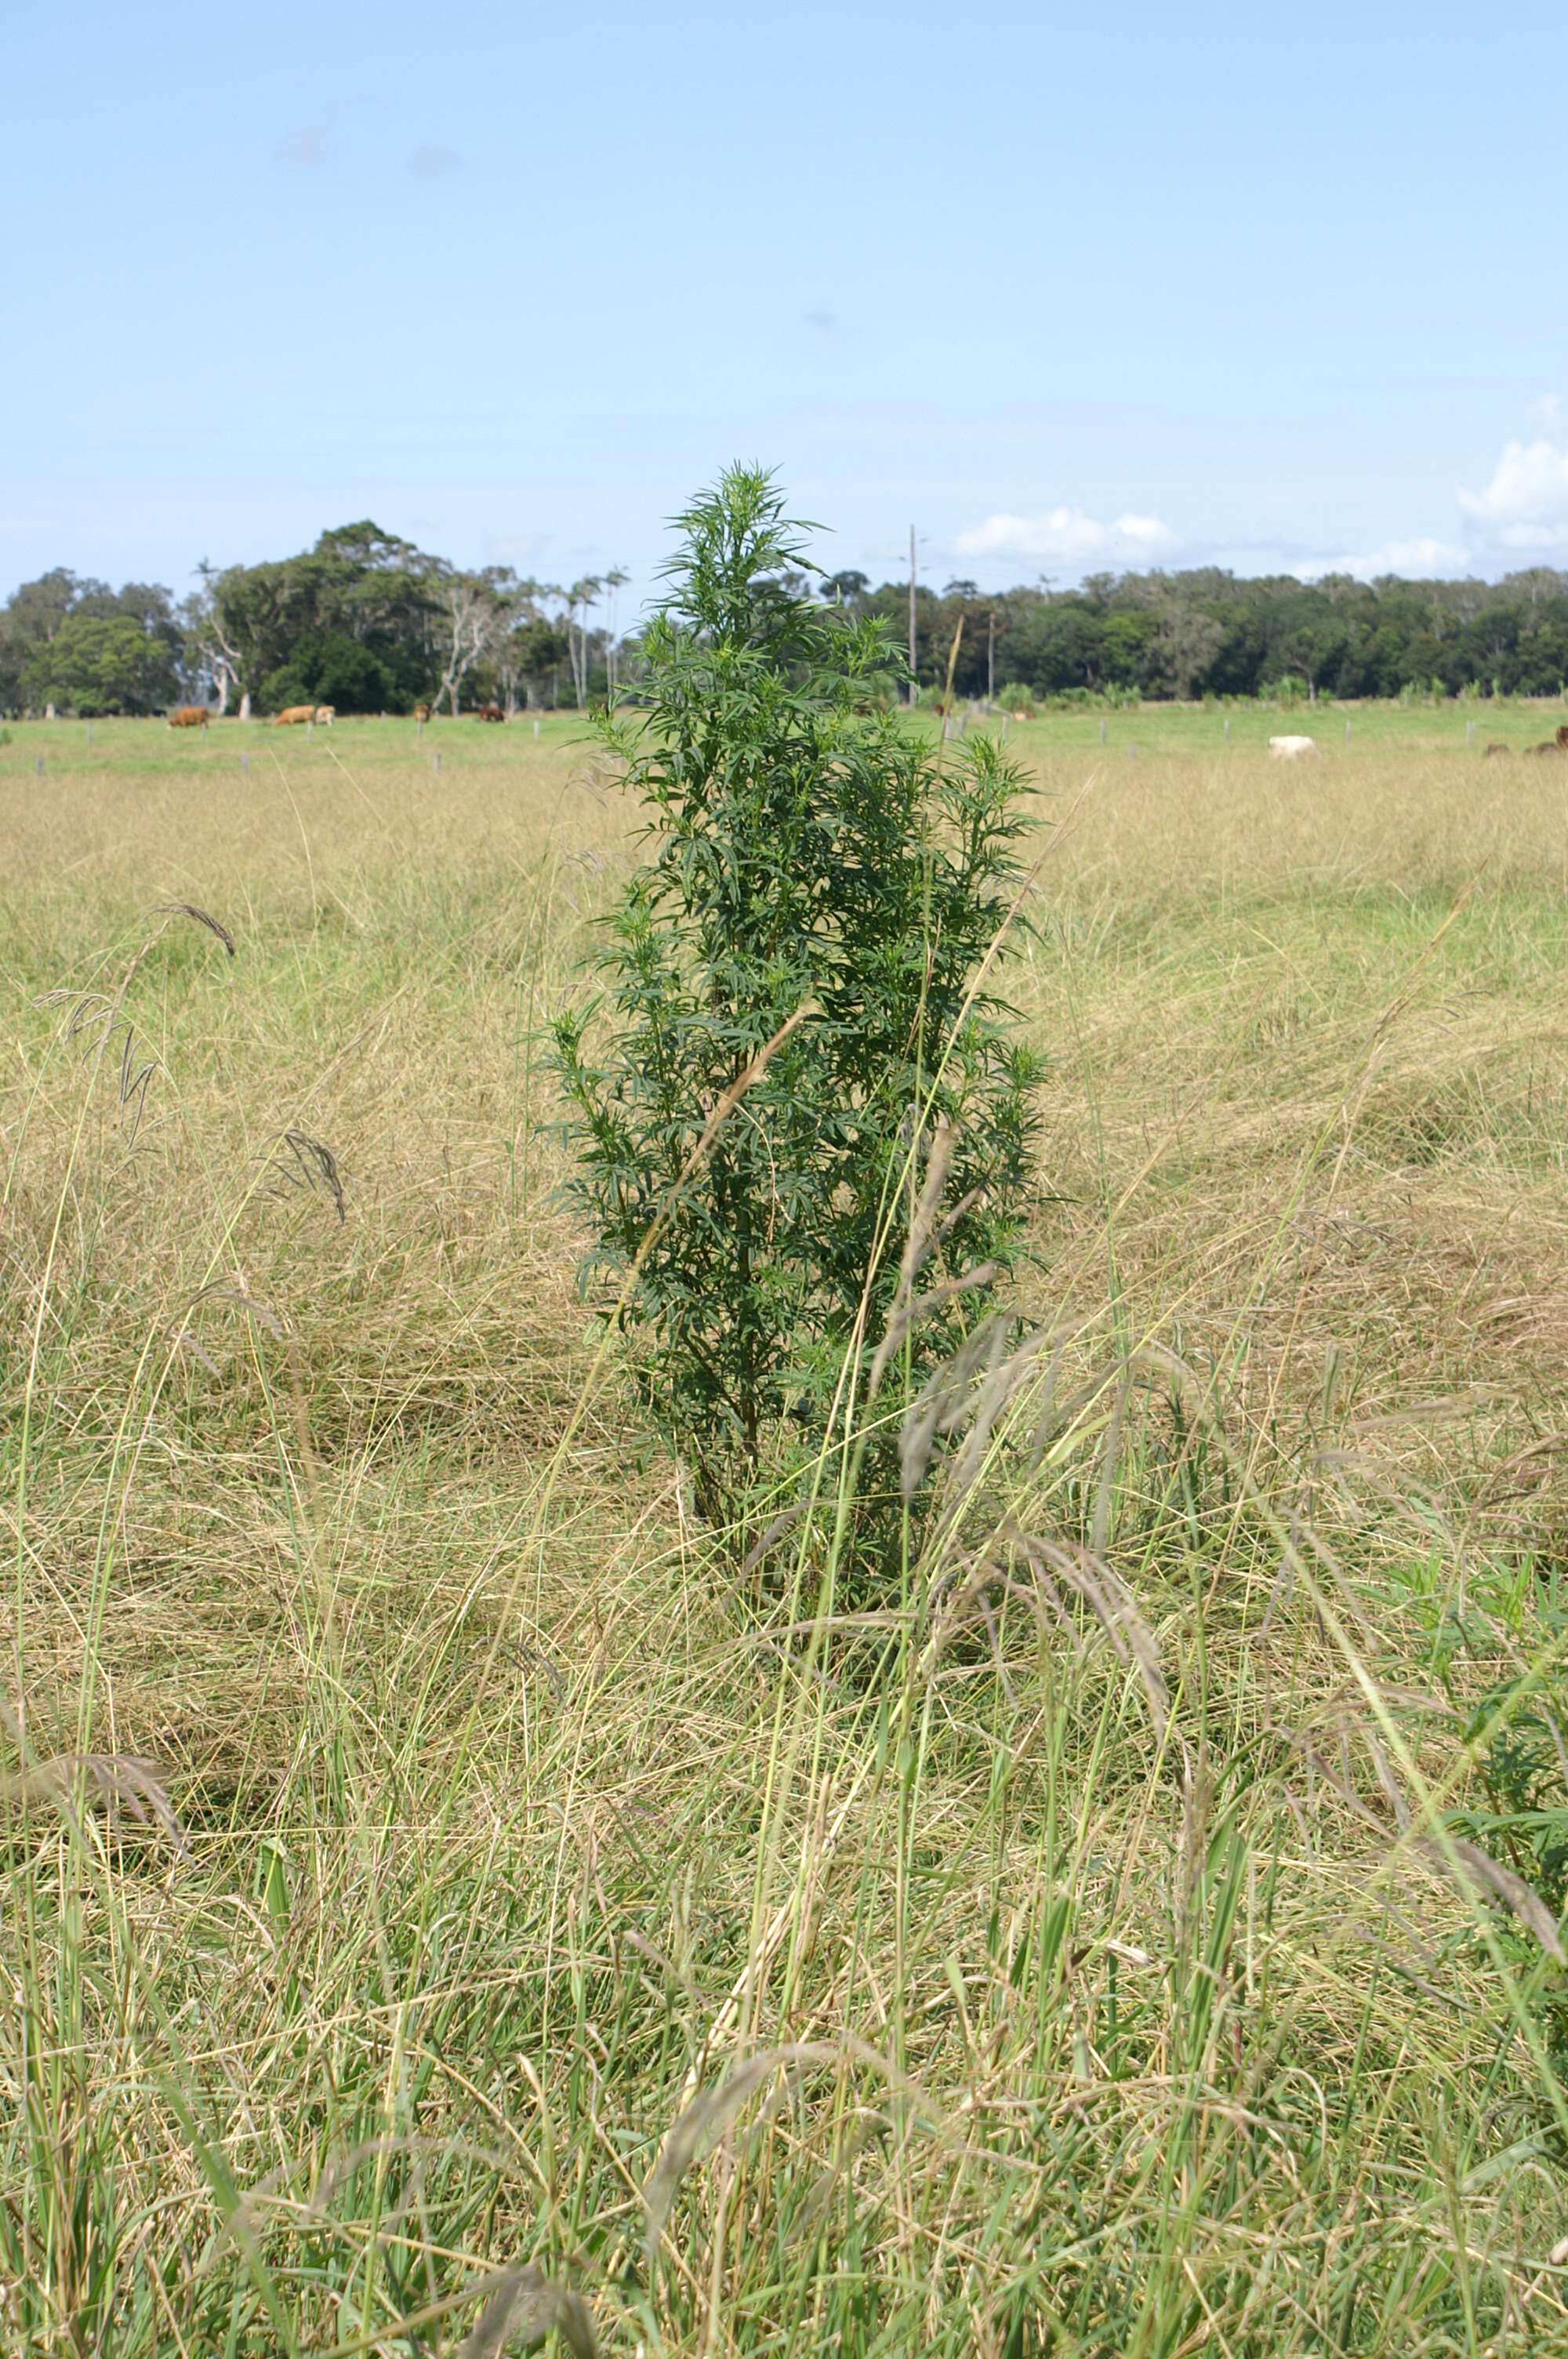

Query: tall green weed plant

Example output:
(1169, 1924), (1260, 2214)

(554, 467), (1041, 1536)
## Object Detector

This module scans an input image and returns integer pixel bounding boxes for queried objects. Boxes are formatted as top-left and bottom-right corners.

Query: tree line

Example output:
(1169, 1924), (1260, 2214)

(0, 525), (626, 718)
(834, 565), (1568, 706)
(8, 523), (1568, 717)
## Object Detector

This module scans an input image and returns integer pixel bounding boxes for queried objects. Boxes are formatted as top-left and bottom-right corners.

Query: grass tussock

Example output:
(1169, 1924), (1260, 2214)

(4, 718), (1568, 2352)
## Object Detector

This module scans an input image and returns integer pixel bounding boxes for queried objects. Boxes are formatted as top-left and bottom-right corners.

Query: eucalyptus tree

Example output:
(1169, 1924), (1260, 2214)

(184, 562), (249, 714)
(432, 566), (518, 717)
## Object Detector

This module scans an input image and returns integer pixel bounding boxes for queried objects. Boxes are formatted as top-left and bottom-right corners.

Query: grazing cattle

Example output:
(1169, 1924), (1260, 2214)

(168, 705), (209, 729)
(1526, 723), (1568, 756)
(476, 703), (505, 722)
(413, 703), (432, 723)
(314, 705), (335, 726)
(272, 704), (317, 727)
(1483, 742), (1512, 758)
(1268, 734), (1318, 759)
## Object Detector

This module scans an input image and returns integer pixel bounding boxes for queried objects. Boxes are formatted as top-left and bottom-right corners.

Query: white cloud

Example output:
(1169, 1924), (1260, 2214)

(276, 111), (332, 169)
(485, 531), (554, 567)
(953, 506), (1178, 567)
(1294, 535), (1469, 583)
(1528, 393), (1562, 426)
(409, 144), (461, 178)
(1458, 436), (1568, 548)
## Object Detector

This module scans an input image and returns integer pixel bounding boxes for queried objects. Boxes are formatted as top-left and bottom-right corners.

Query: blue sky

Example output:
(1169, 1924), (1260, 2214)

(4, 0), (1566, 610)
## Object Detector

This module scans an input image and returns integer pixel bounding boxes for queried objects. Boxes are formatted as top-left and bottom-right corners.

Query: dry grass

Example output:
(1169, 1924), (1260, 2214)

(4, 715), (1568, 2353)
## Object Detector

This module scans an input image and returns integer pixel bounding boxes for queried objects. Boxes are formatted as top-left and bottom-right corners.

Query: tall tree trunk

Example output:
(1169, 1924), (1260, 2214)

(908, 525), (916, 703)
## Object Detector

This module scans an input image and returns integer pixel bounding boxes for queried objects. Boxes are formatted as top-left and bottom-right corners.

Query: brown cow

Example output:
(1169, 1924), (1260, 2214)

(1526, 723), (1568, 755)
(272, 704), (318, 726)
(314, 705), (336, 726)
(476, 703), (505, 722)
(168, 705), (209, 729)
(413, 703), (432, 723)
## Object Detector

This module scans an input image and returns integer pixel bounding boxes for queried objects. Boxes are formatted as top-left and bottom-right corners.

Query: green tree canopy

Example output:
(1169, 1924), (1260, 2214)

(0, 571), (183, 714)
(846, 565), (1568, 703)
(205, 524), (449, 713)
(15, 533), (1568, 718)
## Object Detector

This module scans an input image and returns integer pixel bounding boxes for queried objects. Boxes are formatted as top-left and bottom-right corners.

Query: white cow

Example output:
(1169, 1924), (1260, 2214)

(1269, 734), (1318, 759)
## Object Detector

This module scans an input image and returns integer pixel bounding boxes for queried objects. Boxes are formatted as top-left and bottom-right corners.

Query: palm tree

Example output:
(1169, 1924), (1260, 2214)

(602, 567), (630, 700)
(566, 576), (602, 711)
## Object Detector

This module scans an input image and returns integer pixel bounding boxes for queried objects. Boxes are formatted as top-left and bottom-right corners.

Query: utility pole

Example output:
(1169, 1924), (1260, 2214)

(987, 607), (996, 705)
(908, 525), (917, 704)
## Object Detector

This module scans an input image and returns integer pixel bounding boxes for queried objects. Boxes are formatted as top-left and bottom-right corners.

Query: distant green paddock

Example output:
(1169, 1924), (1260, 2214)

(2, 691), (1565, 791)
(0, 707), (593, 790)
(972, 691), (1568, 758)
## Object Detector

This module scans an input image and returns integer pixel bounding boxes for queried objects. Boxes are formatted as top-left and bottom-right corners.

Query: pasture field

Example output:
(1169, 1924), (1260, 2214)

(3, 689), (1567, 781)
(995, 694), (1568, 758)
(6, 715), (1568, 2352)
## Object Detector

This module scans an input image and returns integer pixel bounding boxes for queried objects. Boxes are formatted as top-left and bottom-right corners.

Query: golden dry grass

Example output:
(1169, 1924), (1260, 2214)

(4, 715), (1568, 2354)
